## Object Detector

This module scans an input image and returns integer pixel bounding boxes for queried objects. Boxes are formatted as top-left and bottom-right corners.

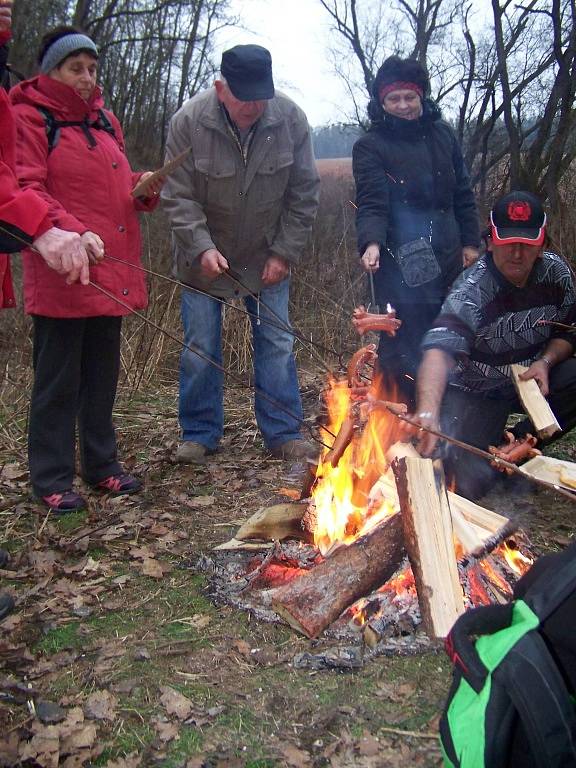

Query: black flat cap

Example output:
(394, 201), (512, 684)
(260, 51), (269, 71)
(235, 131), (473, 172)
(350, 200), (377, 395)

(221, 44), (274, 101)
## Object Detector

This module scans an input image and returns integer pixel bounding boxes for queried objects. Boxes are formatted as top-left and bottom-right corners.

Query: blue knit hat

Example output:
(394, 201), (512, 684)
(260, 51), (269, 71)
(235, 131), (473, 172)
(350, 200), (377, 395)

(40, 33), (98, 74)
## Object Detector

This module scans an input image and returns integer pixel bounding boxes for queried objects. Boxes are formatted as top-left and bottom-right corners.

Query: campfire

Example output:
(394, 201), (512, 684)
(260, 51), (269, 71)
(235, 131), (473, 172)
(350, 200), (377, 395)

(210, 371), (536, 650)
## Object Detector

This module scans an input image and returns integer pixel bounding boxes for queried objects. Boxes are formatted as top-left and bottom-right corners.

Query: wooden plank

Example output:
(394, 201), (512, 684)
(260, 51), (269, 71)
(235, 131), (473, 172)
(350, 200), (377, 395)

(131, 147), (191, 197)
(510, 364), (561, 439)
(392, 457), (464, 638)
(447, 492), (509, 534)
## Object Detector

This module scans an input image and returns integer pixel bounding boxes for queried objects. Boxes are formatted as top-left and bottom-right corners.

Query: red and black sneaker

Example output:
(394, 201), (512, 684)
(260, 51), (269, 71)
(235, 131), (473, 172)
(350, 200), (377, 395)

(96, 473), (142, 496)
(41, 490), (87, 513)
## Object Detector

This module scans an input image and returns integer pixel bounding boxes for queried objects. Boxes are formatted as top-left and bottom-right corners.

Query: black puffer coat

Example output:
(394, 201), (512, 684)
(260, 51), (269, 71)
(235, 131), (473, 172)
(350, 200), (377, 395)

(352, 100), (480, 388)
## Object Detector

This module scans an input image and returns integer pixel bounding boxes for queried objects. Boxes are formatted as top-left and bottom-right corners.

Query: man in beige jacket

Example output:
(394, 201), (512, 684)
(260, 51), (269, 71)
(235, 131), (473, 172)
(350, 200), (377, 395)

(162, 45), (320, 464)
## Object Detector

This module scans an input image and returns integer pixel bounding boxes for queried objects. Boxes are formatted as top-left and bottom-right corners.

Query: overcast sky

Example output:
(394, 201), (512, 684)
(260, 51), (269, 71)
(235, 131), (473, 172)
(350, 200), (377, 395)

(218, 0), (352, 128)
(218, 0), (494, 129)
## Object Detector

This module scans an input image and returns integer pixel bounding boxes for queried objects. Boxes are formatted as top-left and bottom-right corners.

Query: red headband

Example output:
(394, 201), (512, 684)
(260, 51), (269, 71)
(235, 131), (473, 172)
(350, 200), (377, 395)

(379, 81), (424, 102)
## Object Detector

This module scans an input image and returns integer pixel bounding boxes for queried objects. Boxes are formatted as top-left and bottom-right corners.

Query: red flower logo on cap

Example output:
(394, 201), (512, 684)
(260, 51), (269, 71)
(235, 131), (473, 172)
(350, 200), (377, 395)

(507, 201), (531, 221)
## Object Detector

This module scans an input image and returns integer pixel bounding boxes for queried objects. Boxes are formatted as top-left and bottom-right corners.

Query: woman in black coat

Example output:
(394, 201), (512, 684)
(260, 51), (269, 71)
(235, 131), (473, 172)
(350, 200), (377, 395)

(353, 56), (480, 403)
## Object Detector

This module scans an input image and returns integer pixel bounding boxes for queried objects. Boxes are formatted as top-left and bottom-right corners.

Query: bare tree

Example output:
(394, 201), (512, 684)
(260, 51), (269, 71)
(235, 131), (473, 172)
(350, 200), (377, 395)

(9, 0), (235, 162)
(320, 0), (576, 205)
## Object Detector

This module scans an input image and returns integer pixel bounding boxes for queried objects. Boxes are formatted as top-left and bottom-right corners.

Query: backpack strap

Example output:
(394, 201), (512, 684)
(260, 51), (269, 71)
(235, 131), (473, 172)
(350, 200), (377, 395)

(491, 631), (576, 768)
(37, 106), (120, 154)
(445, 603), (513, 693)
(521, 545), (576, 624)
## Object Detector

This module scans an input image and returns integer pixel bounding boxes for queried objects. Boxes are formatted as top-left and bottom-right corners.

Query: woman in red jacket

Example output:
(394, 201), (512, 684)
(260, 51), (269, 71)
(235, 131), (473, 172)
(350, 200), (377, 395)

(11, 26), (163, 512)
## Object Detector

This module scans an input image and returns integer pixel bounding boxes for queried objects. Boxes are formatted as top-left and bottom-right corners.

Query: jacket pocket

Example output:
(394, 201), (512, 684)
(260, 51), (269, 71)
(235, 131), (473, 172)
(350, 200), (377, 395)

(253, 151), (293, 210)
(194, 156), (238, 210)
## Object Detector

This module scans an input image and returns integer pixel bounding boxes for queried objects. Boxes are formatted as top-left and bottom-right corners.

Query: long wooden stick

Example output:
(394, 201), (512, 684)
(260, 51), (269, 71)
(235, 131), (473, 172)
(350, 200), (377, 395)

(390, 412), (576, 505)
(537, 319), (576, 333)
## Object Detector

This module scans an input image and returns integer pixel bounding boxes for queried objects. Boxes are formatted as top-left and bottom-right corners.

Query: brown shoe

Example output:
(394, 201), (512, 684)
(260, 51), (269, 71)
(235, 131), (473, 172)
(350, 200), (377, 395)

(269, 439), (319, 461)
(175, 442), (215, 464)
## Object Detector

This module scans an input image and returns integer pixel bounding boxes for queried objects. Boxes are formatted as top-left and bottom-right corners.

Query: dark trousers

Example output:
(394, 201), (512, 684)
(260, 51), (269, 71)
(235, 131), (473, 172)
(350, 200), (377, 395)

(29, 315), (123, 496)
(439, 357), (576, 499)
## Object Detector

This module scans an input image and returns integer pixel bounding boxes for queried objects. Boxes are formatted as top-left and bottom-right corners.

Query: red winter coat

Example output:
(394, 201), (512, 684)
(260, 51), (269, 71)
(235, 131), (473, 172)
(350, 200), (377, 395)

(10, 75), (157, 317)
(0, 85), (51, 308)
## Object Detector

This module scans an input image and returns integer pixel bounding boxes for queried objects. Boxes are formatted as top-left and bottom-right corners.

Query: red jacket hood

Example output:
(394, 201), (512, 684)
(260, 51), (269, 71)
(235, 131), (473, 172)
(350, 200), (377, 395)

(10, 75), (105, 121)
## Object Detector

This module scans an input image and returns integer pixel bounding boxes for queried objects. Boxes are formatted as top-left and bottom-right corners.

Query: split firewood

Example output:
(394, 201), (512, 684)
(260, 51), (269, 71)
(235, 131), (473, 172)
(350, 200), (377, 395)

(392, 457), (464, 638)
(510, 364), (561, 439)
(271, 512), (404, 638)
(131, 147), (191, 197)
(352, 305), (402, 337)
(488, 431), (540, 473)
(447, 492), (510, 535)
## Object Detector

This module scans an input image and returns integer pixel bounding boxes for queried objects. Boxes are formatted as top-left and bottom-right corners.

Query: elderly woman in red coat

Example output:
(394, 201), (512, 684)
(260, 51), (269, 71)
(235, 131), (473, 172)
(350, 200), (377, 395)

(11, 26), (163, 512)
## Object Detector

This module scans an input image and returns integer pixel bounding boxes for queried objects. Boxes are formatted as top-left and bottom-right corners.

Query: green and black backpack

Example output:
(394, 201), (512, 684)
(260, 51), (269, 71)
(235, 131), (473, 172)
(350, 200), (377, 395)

(440, 543), (576, 768)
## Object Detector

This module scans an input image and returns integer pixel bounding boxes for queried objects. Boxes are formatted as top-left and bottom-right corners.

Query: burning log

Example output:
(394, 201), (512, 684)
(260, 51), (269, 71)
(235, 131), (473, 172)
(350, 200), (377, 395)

(510, 364), (561, 439)
(271, 511), (404, 638)
(392, 457), (464, 638)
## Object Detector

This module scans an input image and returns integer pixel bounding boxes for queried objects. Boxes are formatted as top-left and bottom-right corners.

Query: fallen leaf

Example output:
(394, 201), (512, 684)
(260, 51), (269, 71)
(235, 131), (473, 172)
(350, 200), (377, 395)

(231, 639), (251, 656)
(19, 729), (60, 767)
(277, 487), (301, 499)
(1, 462), (27, 480)
(277, 742), (312, 766)
(0, 613), (21, 632)
(129, 547), (155, 561)
(0, 732), (21, 766)
(171, 614), (211, 630)
(36, 700), (67, 724)
(141, 558), (166, 578)
(104, 752), (142, 768)
(160, 686), (193, 720)
(153, 718), (180, 743)
(186, 495), (215, 508)
(112, 575), (131, 586)
(84, 690), (118, 721)
(185, 758), (205, 768)
(357, 731), (380, 757)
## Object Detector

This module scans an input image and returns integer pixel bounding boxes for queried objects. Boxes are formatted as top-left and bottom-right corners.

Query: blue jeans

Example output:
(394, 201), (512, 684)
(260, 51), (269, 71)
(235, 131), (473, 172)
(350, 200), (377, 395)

(179, 279), (304, 450)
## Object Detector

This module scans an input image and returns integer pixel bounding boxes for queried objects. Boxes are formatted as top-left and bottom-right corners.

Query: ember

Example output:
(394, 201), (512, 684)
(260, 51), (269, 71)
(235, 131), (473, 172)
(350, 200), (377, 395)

(209, 372), (536, 650)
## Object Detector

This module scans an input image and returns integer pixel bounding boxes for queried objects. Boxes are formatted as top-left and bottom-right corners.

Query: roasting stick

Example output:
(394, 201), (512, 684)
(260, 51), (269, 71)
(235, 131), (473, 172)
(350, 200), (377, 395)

(389, 411), (576, 505)
(537, 319), (576, 333)
(87, 280), (334, 449)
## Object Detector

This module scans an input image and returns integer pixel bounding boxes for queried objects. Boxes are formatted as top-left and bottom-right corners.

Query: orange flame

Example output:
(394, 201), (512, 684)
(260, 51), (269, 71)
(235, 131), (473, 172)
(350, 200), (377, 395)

(499, 541), (533, 575)
(311, 376), (399, 555)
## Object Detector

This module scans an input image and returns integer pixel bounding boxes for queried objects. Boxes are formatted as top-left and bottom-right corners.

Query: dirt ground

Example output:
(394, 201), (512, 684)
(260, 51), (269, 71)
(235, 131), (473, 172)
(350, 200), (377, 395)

(1, 368), (575, 768)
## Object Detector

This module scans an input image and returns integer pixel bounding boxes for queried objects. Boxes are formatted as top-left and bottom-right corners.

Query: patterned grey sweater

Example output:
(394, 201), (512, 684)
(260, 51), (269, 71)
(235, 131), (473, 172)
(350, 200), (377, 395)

(421, 251), (576, 395)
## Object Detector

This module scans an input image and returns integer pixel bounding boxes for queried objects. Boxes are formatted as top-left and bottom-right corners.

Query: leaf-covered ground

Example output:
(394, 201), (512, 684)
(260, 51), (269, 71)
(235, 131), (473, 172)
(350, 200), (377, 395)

(1, 370), (575, 768)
